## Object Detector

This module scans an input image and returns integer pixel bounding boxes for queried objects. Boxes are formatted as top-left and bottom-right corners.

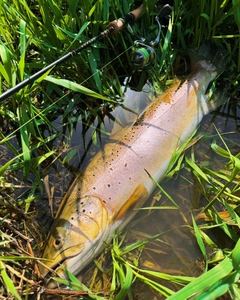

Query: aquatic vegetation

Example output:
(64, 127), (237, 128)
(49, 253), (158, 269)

(0, 0), (239, 299)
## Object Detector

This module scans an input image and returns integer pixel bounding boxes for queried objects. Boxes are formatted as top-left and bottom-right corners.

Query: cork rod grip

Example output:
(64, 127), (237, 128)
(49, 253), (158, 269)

(108, 4), (144, 34)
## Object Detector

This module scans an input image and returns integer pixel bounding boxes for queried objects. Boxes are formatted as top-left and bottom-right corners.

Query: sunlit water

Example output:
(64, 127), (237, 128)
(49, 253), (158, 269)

(37, 84), (239, 299)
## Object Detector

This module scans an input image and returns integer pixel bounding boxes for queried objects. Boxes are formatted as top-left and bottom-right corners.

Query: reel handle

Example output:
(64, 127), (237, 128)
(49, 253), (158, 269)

(108, 4), (144, 34)
(157, 4), (172, 20)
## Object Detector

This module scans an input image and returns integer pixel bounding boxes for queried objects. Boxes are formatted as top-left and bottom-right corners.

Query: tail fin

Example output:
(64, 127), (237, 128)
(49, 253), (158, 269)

(188, 42), (229, 74)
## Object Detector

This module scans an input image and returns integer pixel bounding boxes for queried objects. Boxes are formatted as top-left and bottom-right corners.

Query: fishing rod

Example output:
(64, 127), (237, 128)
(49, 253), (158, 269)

(0, 4), (144, 102)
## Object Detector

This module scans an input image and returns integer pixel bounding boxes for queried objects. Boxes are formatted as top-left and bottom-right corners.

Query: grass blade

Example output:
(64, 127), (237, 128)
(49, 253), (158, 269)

(0, 261), (21, 300)
(168, 258), (233, 300)
(44, 75), (114, 102)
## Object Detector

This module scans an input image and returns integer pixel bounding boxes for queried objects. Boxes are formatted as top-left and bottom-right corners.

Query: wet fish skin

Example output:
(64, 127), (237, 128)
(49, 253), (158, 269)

(39, 44), (228, 288)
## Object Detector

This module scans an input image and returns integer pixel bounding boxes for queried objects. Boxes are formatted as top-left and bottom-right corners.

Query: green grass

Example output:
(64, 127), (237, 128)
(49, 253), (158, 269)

(0, 0), (240, 299)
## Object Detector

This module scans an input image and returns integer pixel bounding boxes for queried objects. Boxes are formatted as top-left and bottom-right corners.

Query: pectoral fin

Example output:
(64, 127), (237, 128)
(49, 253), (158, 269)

(115, 184), (148, 221)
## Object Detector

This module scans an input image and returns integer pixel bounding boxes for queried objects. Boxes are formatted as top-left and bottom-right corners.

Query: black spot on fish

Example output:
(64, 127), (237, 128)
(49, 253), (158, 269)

(108, 184), (111, 187)
(82, 209), (86, 213)
(125, 163), (127, 167)
(80, 201), (83, 205)
(93, 187), (96, 190)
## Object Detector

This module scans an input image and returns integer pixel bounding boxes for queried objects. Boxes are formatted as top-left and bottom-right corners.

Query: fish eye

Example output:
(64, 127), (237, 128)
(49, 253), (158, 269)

(53, 237), (63, 249)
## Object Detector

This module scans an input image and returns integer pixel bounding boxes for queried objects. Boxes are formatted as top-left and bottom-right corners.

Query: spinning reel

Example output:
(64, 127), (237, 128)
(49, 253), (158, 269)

(129, 4), (172, 70)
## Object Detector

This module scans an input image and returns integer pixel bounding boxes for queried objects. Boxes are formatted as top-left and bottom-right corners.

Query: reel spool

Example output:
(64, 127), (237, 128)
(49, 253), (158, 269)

(130, 41), (156, 70)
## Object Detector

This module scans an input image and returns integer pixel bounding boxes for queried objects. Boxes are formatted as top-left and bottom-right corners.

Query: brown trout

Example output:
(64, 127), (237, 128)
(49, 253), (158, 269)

(39, 44), (228, 288)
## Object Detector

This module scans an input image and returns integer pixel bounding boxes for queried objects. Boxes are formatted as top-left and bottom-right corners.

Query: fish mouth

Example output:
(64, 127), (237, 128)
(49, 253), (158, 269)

(41, 244), (84, 280)
(42, 246), (85, 289)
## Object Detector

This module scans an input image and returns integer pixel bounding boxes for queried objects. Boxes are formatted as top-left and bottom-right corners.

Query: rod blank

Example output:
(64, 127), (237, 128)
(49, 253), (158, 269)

(0, 4), (144, 102)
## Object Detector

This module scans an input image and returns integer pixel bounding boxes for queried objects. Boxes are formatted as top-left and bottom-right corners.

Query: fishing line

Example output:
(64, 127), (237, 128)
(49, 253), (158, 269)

(79, 45), (133, 87)
(0, 42), (131, 158)
(0, 44), (131, 148)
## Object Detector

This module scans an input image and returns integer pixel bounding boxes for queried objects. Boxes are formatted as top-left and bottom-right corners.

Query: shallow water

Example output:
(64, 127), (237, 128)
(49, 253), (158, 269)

(0, 81), (238, 299)
(37, 84), (239, 298)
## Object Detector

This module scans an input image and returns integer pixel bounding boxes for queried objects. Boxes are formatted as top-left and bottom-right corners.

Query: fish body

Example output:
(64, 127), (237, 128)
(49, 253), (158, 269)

(39, 44), (228, 287)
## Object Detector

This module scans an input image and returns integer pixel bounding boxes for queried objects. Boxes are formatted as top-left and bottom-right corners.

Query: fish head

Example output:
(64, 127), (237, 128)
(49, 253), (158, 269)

(39, 196), (110, 288)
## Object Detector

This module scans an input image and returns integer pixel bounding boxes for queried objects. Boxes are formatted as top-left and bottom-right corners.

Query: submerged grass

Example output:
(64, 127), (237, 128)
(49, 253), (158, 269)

(0, 0), (240, 299)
